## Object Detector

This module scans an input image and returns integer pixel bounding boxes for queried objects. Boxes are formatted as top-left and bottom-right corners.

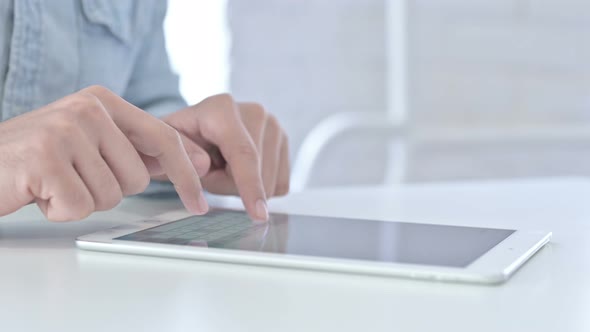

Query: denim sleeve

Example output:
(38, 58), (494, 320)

(123, 2), (187, 119)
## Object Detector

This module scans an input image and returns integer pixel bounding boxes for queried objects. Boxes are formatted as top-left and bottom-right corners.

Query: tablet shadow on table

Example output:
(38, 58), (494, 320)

(0, 217), (122, 249)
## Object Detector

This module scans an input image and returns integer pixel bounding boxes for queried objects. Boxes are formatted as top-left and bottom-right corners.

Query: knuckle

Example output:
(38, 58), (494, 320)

(52, 118), (83, 139)
(48, 200), (94, 222)
(46, 213), (68, 222)
(275, 182), (290, 196)
(69, 208), (94, 221)
(80, 85), (113, 98)
(265, 113), (282, 134)
(93, 178), (123, 212)
(160, 124), (182, 146)
(213, 103), (240, 124)
(69, 91), (100, 108)
(206, 93), (235, 106)
(95, 190), (122, 211)
(245, 102), (267, 120)
(201, 120), (230, 143)
(233, 142), (259, 162)
(265, 183), (275, 198)
(46, 215), (61, 222)
(39, 161), (62, 179)
(73, 198), (96, 220)
(65, 93), (106, 122)
(67, 204), (94, 221)
(205, 94), (239, 118)
(122, 170), (151, 196)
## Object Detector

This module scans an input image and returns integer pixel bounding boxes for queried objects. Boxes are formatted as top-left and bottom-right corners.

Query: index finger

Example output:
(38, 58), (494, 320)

(81, 86), (208, 215)
(203, 108), (268, 221)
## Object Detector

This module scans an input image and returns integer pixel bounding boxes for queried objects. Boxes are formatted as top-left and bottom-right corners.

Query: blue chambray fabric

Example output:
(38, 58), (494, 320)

(0, 0), (187, 194)
(0, 0), (186, 120)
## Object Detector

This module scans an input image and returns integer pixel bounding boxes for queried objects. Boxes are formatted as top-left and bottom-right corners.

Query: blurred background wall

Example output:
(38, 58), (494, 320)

(166, 0), (590, 189)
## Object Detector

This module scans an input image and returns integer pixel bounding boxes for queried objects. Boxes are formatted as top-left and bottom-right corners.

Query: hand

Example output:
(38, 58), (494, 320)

(0, 85), (207, 221)
(163, 94), (290, 222)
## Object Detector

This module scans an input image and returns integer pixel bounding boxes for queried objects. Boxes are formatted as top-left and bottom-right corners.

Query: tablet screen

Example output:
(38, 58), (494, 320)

(116, 210), (514, 267)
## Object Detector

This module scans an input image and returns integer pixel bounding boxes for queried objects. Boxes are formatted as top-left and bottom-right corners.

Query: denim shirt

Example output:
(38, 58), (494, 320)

(0, 0), (187, 121)
(0, 0), (187, 194)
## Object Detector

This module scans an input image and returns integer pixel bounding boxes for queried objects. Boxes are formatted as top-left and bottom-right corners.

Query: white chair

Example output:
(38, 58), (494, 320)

(291, 0), (590, 191)
(291, 0), (409, 191)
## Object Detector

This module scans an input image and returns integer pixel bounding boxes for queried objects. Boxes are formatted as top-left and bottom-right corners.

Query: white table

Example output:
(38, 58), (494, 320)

(0, 177), (588, 332)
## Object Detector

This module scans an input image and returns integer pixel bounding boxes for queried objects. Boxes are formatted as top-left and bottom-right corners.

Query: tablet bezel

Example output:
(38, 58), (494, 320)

(76, 208), (551, 284)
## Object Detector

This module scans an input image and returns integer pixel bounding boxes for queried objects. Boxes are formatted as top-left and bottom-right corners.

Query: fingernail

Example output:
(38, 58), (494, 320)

(190, 153), (209, 177)
(196, 192), (209, 214)
(255, 199), (269, 222)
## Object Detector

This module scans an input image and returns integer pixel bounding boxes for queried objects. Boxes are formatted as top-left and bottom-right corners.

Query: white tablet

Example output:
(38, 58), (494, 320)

(76, 208), (551, 284)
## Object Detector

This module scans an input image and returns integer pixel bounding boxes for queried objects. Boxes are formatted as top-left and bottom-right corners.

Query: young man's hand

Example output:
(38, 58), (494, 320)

(0, 88), (289, 222)
(0, 86), (207, 221)
(162, 94), (290, 222)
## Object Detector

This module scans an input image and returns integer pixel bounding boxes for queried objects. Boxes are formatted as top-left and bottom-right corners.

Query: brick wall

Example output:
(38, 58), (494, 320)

(228, 0), (387, 152)
(228, 0), (590, 186)
(409, 0), (590, 126)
